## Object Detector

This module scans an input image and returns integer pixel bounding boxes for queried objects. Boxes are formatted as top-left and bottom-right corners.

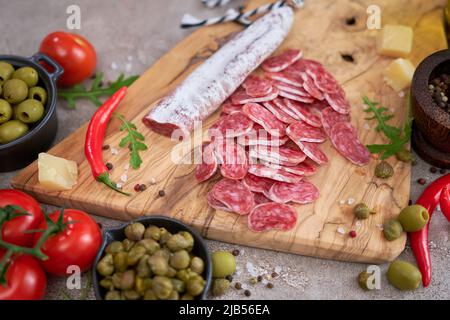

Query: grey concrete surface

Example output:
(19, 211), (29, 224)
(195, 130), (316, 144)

(1, 0), (450, 300)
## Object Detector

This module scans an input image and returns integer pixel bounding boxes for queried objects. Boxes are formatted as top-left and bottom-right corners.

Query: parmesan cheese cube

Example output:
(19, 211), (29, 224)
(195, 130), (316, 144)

(384, 58), (416, 92)
(38, 153), (78, 191)
(378, 25), (414, 58)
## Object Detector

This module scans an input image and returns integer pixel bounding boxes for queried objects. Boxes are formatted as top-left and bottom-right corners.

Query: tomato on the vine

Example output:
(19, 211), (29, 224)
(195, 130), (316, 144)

(39, 31), (97, 87)
(33, 209), (102, 277)
(0, 189), (44, 247)
(0, 252), (47, 300)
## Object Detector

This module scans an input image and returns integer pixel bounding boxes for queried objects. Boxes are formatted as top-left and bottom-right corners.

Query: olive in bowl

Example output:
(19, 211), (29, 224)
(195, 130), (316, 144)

(92, 216), (212, 300)
(0, 53), (63, 172)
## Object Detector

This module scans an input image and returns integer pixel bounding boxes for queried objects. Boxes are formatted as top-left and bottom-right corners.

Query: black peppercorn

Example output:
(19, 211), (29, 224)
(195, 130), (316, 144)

(244, 290), (251, 297)
(106, 162), (113, 170)
(158, 190), (166, 197)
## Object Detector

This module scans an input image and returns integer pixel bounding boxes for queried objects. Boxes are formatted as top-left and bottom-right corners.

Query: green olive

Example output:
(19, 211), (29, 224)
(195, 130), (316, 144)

(180, 293), (194, 300)
(0, 120), (29, 144)
(122, 239), (135, 251)
(135, 276), (147, 295)
(12, 67), (39, 88)
(186, 275), (205, 297)
(383, 219), (403, 241)
(374, 161), (394, 179)
(170, 250), (191, 270)
(212, 278), (230, 296)
(143, 289), (157, 300)
(176, 269), (191, 283)
(99, 278), (114, 291)
(395, 149), (413, 163)
(124, 222), (145, 241)
(179, 231), (194, 252)
(113, 251), (128, 272)
(104, 290), (123, 300)
(148, 254), (169, 276)
(2, 79), (28, 104)
(398, 205), (430, 232)
(166, 290), (180, 300)
(123, 290), (141, 300)
(152, 276), (173, 299)
(136, 255), (152, 278)
(387, 260), (422, 291)
(14, 99), (44, 124)
(190, 256), (205, 275)
(118, 270), (135, 290)
(136, 238), (160, 254)
(166, 233), (191, 252)
(159, 228), (172, 245)
(144, 225), (161, 241)
(170, 278), (186, 293)
(166, 266), (177, 278)
(0, 99), (13, 124)
(357, 271), (376, 290)
(152, 248), (170, 262)
(126, 245), (146, 266)
(28, 86), (47, 105)
(212, 251), (236, 278)
(0, 62), (15, 86)
(97, 253), (114, 276)
(105, 241), (124, 254)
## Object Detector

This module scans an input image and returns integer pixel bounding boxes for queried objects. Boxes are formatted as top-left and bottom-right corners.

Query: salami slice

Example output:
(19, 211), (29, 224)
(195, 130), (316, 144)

(278, 91), (315, 103)
(265, 71), (303, 87)
(324, 92), (351, 115)
(252, 145), (306, 164)
(300, 72), (325, 100)
(262, 49), (303, 73)
(214, 140), (249, 179)
(195, 143), (218, 182)
(231, 87), (279, 105)
(295, 141), (328, 165)
(242, 75), (273, 97)
(248, 202), (297, 232)
(211, 179), (255, 215)
(286, 121), (327, 143)
(253, 192), (272, 205)
(207, 191), (232, 212)
(249, 149), (301, 167)
(284, 99), (322, 128)
(268, 181), (319, 204)
(221, 101), (242, 115)
(261, 160), (317, 176)
(272, 98), (300, 120)
(330, 122), (371, 166)
(291, 58), (324, 74)
(320, 106), (350, 136)
(242, 103), (286, 137)
(238, 125), (289, 147)
(209, 112), (254, 138)
(273, 80), (310, 97)
(262, 101), (297, 124)
(243, 173), (275, 194)
(306, 68), (340, 94)
(248, 164), (303, 183)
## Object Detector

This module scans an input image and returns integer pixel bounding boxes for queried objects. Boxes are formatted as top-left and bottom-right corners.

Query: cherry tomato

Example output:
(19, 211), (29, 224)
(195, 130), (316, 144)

(33, 209), (102, 277)
(39, 31), (96, 87)
(0, 251), (47, 300)
(0, 189), (44, 247)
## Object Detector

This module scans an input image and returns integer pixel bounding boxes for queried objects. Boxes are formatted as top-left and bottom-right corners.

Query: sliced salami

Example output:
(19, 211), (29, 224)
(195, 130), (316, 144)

(320, 107), (350, 136)
(261, 160), (317, 176)
(248, 202), (297, 232)
(249, 149), (301, 167)
(265, 71), (303, 87)
(253, 192), (272, 205)
(324, 92), (351, 115)
(330, 122), (371, 166)
(295, 141), (328, 165)
(231, 87), (279, 105)
(195, 143), (218, 182)
(252, 144), (306, 164)
(248, 164), (303, 183)
(221, 101), (242, 115)
(278, 90), (315, 103)
(238, 125), (289, 147)
(300, 72), (325, 100)
(243, 173), (275, 194)
(268, 181), (319, 204)
(286, 121), (327, 143)
(209, 112), (254, 138)
(214, 140), (249, 180)
(306, 68), (340, 94)
(242, 103), (286, 137)
(262, 101), (297, 124)
(207, 191), (232, 212)
(291, 58), (324, 73)
(273, 80), (310, 97)
(242, 75), (273, 97)
(211, 179), (255, 215)
(272, 98), (300, 120)
(284, 99), (322, 128)
(262, 49), (302, 73)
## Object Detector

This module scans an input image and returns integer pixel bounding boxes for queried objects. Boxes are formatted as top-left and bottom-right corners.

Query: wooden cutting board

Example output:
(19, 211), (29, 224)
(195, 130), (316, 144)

(12, 0), (447, 263)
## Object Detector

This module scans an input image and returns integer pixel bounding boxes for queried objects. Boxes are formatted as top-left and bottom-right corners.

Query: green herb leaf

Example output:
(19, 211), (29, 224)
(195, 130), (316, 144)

(58, 73), (139, 109)
(116, 114), (148, 169)
(363, 95), (413, 160)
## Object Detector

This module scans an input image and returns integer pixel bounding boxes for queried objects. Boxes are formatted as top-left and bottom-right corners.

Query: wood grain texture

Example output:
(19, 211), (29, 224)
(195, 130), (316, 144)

(11, 0), (447, 263)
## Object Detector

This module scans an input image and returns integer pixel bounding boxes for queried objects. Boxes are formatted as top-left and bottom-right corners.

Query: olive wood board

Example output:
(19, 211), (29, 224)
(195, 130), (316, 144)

(11, 0), (447, 263)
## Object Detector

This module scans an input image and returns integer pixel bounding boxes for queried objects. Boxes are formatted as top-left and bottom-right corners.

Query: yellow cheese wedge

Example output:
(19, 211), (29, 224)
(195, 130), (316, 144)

(384, 58), (416, 92)
(38, 153), (78, 191)
(378, 25), (414, 58)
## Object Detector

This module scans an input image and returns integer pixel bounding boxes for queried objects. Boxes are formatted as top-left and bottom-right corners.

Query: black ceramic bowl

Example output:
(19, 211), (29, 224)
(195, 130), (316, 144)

(92, 216), (212, 300)
(0, 53), (63, 172)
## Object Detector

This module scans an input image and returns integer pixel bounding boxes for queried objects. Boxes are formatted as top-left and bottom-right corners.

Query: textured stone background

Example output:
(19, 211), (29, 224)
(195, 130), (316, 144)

(1, 0), (449, 300)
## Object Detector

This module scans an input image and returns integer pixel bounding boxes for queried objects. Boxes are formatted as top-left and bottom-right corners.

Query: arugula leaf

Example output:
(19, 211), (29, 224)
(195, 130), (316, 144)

(58, 73), (138, 109)
(116, 114), (147, 169)
(363, 96), (413, 160)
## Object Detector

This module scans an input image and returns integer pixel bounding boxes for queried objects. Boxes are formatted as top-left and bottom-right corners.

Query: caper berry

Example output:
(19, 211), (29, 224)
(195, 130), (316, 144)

(212, 278), (230, 296)
(395, 149), (413, 163)
(383, 219), (403, 241)
(124, 222), (145, 241)
(374, 161), (394, 179)
(353, 203), (373, 219)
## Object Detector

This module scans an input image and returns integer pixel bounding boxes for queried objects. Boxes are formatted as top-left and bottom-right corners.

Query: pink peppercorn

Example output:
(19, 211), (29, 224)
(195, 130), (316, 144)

(349, 230), (357, 238)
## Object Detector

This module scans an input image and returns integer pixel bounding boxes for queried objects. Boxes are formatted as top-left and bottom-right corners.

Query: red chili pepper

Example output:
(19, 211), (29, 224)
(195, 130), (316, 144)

(410, 174), (450, 287)
(85, 87), (130, 196)
(439, 186), (450, 222)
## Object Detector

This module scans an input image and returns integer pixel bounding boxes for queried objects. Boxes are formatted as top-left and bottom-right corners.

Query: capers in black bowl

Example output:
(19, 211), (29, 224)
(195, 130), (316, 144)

(92, 216), (212, 300)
